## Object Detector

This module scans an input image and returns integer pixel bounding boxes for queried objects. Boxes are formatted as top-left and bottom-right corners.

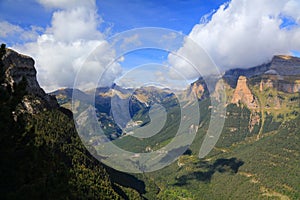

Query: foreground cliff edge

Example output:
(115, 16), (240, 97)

(0, 46), (145, 199)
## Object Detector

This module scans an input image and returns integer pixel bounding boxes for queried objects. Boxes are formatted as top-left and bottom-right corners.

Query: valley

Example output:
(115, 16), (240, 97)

(53, 54), (300, 199)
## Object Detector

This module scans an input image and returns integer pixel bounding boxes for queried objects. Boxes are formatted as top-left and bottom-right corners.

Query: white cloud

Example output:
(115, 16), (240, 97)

(12, 0), (121, 92)
(0, 21), (23, 37)
(0, 21), (44, 44)
(47, 7), (103, 42)
(169, 0), (300, 77)
(282, 0), (300, 23)
(37, 0), (95, 10)
(21, 26), (44, 41)
(168, 36), (219, 79)
(120, 34), (142, 50)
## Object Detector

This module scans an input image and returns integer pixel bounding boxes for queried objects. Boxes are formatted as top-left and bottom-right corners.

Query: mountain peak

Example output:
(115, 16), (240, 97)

(270, 55), (300, 76)
(1, 48), (58, 112)
(274, 55), (293, 60)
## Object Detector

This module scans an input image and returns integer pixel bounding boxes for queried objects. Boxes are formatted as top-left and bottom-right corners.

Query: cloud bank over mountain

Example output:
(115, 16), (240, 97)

(169, 0), (300, 79)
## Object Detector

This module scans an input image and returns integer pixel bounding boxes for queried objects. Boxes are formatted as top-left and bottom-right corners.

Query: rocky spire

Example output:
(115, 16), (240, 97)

(231, 76), (258, 109)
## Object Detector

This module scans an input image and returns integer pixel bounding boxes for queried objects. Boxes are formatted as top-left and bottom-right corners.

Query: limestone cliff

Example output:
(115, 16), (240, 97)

(231, 76), (258, 109)
(259, 74), (300, 94)
(191, 82), (206, 99)
(224, 55), (300, 92)
(270, 55), (300, 76)
(1, 48), (58, 113)
(185, 77), (209, 101)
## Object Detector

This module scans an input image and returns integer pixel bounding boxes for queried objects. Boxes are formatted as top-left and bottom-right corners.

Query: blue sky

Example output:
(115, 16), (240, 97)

(0, 0), (226, 69)
(0, 0), (300, 91)
(0, 0), (226, 44)
(96, 0), (226, 34)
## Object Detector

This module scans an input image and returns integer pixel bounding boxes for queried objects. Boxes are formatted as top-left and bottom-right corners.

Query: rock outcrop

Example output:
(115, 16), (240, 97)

(1, 48), (58, 112)
(278, 80), (300, 93)
(231, 76), (258, 109)
(259, 74), (300, 93)
(185, 77), (209, 101)
(191, 82), (205, 99)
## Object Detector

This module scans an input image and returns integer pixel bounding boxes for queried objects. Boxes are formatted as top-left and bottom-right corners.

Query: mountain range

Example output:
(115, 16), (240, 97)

(52, 53), (300, 199)
(1, 46), (299, 199)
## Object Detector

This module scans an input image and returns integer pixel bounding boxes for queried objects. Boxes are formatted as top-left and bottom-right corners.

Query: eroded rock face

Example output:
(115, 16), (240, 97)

(3, 49), (37, 91)
(249, 112), (260, 132)
(2, 48), (58, 112)
(185, 77), (209, 101)
(259, 75), (300, 93)
(191, 82), (205, 99)
(231, 76), (258, 109)
(278, 80), (300, 93)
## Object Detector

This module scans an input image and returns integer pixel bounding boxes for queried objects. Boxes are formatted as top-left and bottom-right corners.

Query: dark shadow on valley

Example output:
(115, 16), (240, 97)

(174, 157), (244, 186)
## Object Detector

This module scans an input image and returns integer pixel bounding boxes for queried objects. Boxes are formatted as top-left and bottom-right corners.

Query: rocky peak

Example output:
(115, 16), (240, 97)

(1, 48), (58, 112)
(270, 55), (300, 76)
(231, 76), (258, 109)
(191, 82), (205, 99)
(3, 49), (39, 93)
(185, 77), (209, 100)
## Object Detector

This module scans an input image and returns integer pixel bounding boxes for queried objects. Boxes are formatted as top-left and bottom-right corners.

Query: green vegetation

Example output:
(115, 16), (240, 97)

(134, 111), (299, 200)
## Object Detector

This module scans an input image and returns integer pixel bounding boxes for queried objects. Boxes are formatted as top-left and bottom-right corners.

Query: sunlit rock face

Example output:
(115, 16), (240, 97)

(1, 48), (58, 112)
(231, 76), (258, 109)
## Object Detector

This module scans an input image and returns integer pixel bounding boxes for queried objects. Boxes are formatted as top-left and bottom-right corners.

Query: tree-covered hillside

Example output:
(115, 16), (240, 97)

(0, 45), (144, 200)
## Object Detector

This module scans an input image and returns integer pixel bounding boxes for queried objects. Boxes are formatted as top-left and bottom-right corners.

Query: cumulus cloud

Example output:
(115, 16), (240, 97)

(169, 0), (300, 78)
(120, 34), (142, 50)
(0, 21), (42, 43)
(0, 21), (23, 37)
(47, 7), (103, 42)
(37, 0), (95, 10)
(12, 0), (121, 92)
(168, 37), (217, 79)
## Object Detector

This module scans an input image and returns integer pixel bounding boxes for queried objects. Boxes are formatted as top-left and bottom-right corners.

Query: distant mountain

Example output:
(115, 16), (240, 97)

(52, 83), (179, 139)
(223, 55), (300, 88)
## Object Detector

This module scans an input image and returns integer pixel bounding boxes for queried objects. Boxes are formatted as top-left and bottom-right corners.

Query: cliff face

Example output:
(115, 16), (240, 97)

(1, 48), (58, 112)
(223, 63), (270, 88)
(223, 55), (300, 93)
(185, 77), (209, 101)
(191, 82), (205, 99)
(278, 80), (300, 93)
(270, 55), (300, 76)
(224, 55), (300, 79)
(259, 74), (300, 93)
(231, 76), (258, 109)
